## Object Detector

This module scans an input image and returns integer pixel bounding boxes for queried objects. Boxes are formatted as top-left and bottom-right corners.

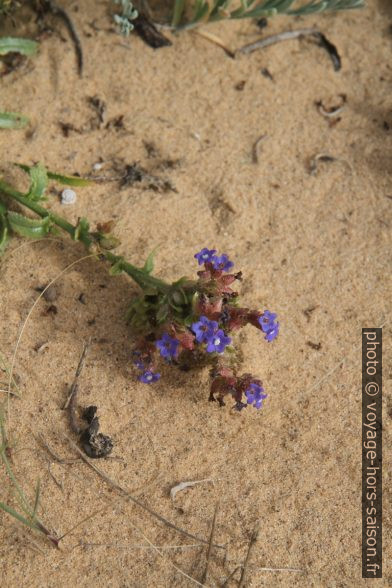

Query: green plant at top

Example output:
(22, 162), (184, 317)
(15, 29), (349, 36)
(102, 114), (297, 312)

(170, 0), (364, 30)
(113, 0), (139, 35)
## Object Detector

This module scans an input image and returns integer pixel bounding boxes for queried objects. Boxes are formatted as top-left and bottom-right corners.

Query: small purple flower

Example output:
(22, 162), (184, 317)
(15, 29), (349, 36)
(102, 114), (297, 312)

(245, 382), (267, 409)
(139, 370), (161, 384)
(206, 329), (232, 353)
(265, 321), (279, 342)
(156, 333), (180, 359)
(194, 248), (216, 265)
(211, 253), (234, 272)
(191, 316), (218, 343)
(132, 350), (145, 370)
(258, 310), (279, 342)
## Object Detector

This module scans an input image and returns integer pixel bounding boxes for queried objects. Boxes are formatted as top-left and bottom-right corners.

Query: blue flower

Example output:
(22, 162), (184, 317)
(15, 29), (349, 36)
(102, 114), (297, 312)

(258, 310), (279, 342)
(132, 351), (145, 370)
(156, 333), (180, 359)
(191, 316), (218, 343)
(139, 370), (161, 384)
(194, 248), (216, 265)
(245, 382), (267, 409)
(211, 253), (234, 272)
(265, 321), (279, 342)
(206, 329), (232, 353)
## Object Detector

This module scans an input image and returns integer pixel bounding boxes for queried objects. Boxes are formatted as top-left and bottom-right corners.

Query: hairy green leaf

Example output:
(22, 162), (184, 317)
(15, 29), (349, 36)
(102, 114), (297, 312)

(7, 211), (52, 239)
(47, 171), (91, 187)
(142, 250), (156, 274)
(17, 165), (91, 187)
(109, 259), (125, 275)
(0, 111), (29, 129)
(74, 217), (90, 242)
(0, 213), (9, 254)
(21, 163), (48, 201)
(0, 37), (38, 56)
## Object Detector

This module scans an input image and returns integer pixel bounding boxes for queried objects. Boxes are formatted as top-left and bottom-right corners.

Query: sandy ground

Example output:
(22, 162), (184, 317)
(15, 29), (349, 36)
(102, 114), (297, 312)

(0, 0), (391, 586)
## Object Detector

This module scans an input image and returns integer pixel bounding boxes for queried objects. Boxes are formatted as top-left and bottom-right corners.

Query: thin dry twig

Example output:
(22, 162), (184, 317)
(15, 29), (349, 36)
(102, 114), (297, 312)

(63, 340), (91, 436)
(170, 478), (215, 501)
(79, 541), (204, 551)
(45, 0), (83, 76)
(316, 97), (346, 118)
(7, 254), (96, 427)
(221, 565), (241, 587)
(63, 434), (225, 551)
(238, 523), (260, 587)
(252, 134), (267, 164)
(309, 153), (352, 176)
(202, 502), (219, 584)
(237, 28), (318, 55)
(192, 29), (235, 58)
(128, 519), (205, 587)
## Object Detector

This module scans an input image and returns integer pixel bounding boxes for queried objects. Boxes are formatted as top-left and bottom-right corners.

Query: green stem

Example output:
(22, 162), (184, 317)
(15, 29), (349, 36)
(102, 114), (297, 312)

(0, 179), (170, 294)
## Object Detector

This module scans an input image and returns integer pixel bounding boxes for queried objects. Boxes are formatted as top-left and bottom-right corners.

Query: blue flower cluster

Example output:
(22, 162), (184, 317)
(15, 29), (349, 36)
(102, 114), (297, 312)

(258, 310), (279, 342)
(132, 351), (161, 384)
(194, 248), (234, 272)
(245, 382), (267, 409)
(156, 333), (179, 360)
(191, 316), (231, 353)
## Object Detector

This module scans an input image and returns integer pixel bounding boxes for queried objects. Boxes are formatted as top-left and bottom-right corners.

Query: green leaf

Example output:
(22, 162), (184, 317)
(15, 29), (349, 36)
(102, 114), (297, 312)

(18, 164), (90, 188)
(32, 479), (41, 518)
(171, 0), (186, 26)
(74, 217), (90, 242)
(191, 0), (210, 23)
(142, 249), (156, 274)
(0, 500), (37, 531)
(109, 259), (124, 276)
(7, 212), (52, 239)
(0, 213), (9, 255)
(0, 37), (38, 56)
(96, 234), (121, 250)
(210, 0), (231, 17)
(23, 163), (48, 201)
(47, 171), (91, 187)
(0, 111), (29, 129)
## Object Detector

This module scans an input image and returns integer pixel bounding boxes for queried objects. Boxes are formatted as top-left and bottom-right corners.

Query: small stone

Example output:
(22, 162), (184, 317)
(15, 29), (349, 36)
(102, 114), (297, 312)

(61, 188), (77, 205)
(43, 285), (58, 302)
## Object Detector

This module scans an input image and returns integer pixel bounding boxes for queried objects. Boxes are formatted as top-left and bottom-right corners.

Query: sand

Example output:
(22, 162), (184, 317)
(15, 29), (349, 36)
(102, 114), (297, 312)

(0, 0), (391, 586)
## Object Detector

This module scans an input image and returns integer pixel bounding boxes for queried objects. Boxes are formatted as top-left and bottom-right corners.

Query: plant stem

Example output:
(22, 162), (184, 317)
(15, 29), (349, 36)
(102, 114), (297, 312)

(0, 179), (170, 293)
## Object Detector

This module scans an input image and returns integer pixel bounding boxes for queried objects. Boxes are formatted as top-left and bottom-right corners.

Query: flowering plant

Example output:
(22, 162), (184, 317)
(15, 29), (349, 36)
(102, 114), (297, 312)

(129, 247), (279, 410)
(0, 164), (279, 411)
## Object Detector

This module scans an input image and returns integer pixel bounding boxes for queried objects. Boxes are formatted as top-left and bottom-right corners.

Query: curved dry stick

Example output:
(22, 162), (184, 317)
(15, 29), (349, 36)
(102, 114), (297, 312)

(237, 28), (319, 55)
(6, 254), (96, 428)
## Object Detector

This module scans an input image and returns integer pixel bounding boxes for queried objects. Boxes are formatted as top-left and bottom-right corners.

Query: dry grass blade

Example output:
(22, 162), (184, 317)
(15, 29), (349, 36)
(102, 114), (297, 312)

(63, 434), (225, 550)
(237, 28), (318, 55)
(0, 409), (59, 547)
(202, 502), (219, 584)
(6, 254), (96, 425)
(128, 519), (205, 587)
(192, 30), (235, 58)
(238, 523), (259, 587)
(170, 478), (215, 501)
(79, 541), (204, 551)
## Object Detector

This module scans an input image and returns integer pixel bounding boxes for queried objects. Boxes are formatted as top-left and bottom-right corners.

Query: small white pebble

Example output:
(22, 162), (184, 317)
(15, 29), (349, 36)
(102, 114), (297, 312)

(93, 162), (103, 171)
(61, 188), (77, 205)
